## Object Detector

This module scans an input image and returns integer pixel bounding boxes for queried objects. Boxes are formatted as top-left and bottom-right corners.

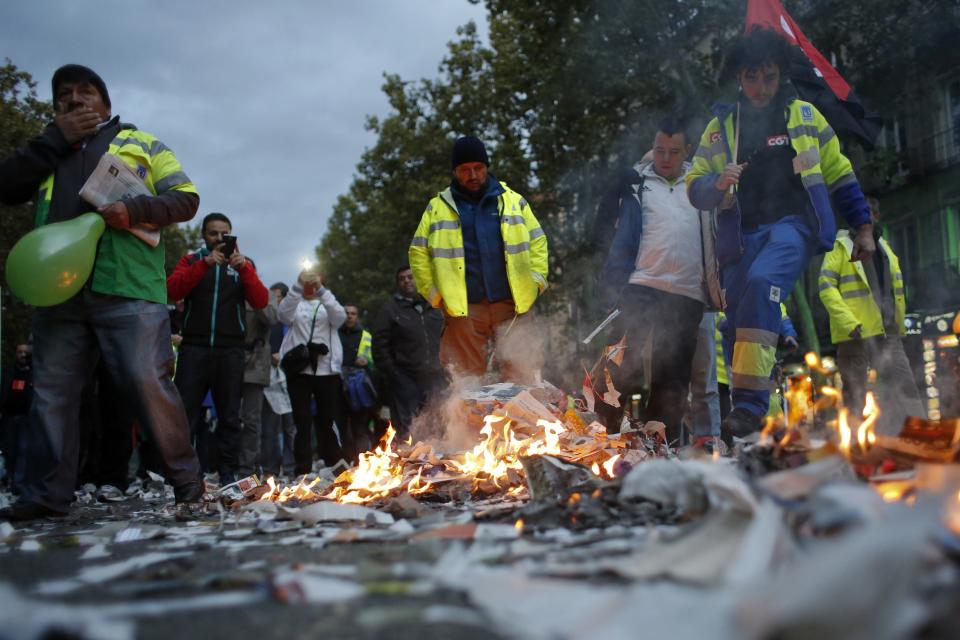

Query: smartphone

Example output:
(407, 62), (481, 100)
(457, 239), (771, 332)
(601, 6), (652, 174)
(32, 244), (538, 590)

(221, 234), (237, 257)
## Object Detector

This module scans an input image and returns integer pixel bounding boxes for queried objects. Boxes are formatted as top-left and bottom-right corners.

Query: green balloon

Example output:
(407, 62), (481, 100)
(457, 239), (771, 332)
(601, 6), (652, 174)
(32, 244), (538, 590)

(5, 212), (106, 307)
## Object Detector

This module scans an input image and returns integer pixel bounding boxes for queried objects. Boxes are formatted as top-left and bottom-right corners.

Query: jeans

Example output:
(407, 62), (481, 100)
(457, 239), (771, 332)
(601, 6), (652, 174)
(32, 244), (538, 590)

(837, 335), (925, 436)
(23, 291), (200, 512)
(259, 401), (295, 477)
(1, 414), (29, 491)
(175, 344), (245, 481)
(609, 285), (704, 441)
(686, 311), (721, 438)
(239, 382), (265, 476)
(387, 367), (446, 436)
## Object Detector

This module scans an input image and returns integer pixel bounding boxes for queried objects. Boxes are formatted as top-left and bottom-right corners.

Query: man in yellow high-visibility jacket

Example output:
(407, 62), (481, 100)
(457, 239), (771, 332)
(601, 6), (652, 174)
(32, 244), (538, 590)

(819, 197), (924, 432)
(409, 136), (548, 381)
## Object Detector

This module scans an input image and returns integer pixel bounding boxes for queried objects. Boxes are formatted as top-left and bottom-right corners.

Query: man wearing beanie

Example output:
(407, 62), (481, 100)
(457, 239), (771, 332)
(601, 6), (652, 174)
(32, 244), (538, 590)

(0, 64), (205, 522)
(409, 136), (548, 382)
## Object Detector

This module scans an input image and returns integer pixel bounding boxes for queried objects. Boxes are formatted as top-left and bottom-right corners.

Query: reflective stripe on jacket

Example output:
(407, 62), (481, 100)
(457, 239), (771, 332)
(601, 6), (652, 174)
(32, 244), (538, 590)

(686, 98), (871, 267)
(359, 329), (373, 363)
(35, 127), (197, 303)
(409, 181), (548, 317)
(818, 232), (905, 343)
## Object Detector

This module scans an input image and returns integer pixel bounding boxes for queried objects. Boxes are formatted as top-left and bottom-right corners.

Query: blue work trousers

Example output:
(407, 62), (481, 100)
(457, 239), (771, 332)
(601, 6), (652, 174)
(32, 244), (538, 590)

(720, 215), (814, 415)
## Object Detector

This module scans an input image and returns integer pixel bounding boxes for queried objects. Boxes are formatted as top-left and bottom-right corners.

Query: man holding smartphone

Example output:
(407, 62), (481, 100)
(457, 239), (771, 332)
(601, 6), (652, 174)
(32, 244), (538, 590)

(167, 212), (269, 483)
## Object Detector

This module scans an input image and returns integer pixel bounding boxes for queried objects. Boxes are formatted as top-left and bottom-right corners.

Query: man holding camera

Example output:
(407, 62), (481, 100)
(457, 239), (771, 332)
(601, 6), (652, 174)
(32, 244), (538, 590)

(277, 269), (348, 474)
(167, 212), (269, 483)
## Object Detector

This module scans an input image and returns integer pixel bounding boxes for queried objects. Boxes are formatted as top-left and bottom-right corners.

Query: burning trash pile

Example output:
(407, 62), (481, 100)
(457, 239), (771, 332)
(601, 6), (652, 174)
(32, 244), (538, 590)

(249, 382), (667, 508)
(736, 352), (960, 480)
(3, 366), (960, 640)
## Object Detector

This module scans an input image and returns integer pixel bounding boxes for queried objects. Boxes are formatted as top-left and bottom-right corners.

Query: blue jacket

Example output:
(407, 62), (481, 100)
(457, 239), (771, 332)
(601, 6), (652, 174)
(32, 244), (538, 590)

(598, 169), (647, 308)
(451, 175), (511, 304)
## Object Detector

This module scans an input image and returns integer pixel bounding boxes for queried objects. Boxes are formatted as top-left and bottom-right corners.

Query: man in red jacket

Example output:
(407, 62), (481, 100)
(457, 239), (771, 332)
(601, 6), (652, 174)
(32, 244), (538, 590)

(167, 212), (268, 483)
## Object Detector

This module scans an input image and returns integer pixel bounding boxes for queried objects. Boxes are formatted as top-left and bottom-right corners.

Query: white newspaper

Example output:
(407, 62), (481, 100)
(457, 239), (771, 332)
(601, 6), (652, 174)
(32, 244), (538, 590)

(79, 152), (161, 247)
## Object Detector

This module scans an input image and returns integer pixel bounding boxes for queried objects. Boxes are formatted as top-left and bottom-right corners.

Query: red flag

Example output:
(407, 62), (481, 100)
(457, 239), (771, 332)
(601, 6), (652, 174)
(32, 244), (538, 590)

(746, 0), (850, 100)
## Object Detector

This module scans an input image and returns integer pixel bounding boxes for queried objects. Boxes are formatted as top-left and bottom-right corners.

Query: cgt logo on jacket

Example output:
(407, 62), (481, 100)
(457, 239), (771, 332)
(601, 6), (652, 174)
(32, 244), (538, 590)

(766, 134), (790, 147)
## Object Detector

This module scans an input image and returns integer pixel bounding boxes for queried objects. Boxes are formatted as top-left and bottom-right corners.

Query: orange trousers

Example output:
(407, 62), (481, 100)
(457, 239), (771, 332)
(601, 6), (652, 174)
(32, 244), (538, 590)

(441, 299), (534, 382)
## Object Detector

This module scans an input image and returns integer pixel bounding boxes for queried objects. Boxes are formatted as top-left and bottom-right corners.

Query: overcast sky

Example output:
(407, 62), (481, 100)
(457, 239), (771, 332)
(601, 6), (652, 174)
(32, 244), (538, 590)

(2, 1), (487, 288)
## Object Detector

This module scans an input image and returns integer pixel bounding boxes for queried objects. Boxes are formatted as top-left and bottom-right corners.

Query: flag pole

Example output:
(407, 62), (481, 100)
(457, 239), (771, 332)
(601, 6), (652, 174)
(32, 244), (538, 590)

(729, 102), (740, 196)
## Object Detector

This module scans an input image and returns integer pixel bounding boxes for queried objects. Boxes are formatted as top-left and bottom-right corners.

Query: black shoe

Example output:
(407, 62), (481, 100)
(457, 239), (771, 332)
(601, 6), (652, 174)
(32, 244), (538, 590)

(174, 480), (206, 504)
(720, 407), (762, 445)
(0, 501), (68, 523)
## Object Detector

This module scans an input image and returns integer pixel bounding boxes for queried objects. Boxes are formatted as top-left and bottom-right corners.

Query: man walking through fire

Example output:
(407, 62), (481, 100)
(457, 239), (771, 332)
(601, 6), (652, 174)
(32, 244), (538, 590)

(409, 136), (548, 382)
(599, 118), (709, 446)
(687, 28), (875, 443)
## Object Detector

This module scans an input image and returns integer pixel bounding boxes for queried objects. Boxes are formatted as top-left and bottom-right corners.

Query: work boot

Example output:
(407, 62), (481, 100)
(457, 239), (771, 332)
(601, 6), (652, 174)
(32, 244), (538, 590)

(173, 479), (207, 505)
(0, 501), (67, 523)
(720, 407), (762, 446)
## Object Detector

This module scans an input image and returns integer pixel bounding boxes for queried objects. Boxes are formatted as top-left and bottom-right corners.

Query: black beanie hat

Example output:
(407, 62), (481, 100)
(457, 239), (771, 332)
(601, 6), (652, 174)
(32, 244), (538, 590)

(451, 136), (489, 169)
(51, 64), (111, 107)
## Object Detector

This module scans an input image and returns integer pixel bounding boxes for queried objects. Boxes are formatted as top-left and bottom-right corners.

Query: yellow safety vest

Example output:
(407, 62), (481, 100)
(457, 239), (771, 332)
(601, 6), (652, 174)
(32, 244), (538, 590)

(818, 232), (906, 343)
(35, 126), (198, 304)
(687, 98), (867, 258)
(715, 312), (729, 386)
(409, 181), (548, 317)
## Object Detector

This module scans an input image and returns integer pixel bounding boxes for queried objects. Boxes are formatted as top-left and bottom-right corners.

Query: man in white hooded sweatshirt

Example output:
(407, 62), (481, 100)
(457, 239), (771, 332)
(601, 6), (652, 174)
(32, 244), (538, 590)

(600, 118), (706, 443)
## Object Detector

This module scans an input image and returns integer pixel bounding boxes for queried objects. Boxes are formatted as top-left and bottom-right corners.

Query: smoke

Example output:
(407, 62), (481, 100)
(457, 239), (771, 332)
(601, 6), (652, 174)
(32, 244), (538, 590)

(494, 314), (545, 386)
(409, 369), (485, 453)
(407, 316), (549, 452)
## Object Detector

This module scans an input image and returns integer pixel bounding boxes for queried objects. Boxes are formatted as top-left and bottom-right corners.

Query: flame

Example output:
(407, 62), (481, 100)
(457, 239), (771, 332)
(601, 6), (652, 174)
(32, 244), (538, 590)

(759, 416), (778, 445)
(591, 462), (601, 476)
(837, 408), (852, 457)
(447, 416), (567, 491)
(514, 518), (524, 532)
(260, 476), (278, 501)
(950, 490), (960, 534)
(406, 466), (433, 495)
(856, 391), (880, 452)
(602, 454), (621, 478)
(324, 425), (405, 503)
(259, 408), (621, 505)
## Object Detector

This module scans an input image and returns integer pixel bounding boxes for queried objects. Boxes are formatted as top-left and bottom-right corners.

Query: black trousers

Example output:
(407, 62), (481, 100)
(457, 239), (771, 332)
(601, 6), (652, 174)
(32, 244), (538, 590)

(175, 344), (245, 480)
(608, 285), (704, 441)
(287, 373), (346, 473)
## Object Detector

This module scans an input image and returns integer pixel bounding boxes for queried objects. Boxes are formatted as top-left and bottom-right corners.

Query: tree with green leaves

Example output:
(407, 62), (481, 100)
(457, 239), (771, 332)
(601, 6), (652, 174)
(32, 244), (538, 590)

(0, 60), (53, 362)
(319, 1), (959, 385)
(163, 222), (202, 278)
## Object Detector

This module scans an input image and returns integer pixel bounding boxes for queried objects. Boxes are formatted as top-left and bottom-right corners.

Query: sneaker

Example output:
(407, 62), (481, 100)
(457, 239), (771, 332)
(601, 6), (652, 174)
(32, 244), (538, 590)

(96, 484), (125, 502)
(720, 407), (762, 445)
(689, 436), (729, 457)
(0, 501), (68, 523)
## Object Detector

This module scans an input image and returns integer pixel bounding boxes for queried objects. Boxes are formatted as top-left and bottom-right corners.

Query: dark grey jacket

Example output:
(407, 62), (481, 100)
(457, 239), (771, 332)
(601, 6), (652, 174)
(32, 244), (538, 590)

(243, 302), (279, 385)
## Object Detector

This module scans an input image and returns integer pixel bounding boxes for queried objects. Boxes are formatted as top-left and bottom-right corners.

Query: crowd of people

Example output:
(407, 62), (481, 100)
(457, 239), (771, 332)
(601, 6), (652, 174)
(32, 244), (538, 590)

(0, 26), (930, 522)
